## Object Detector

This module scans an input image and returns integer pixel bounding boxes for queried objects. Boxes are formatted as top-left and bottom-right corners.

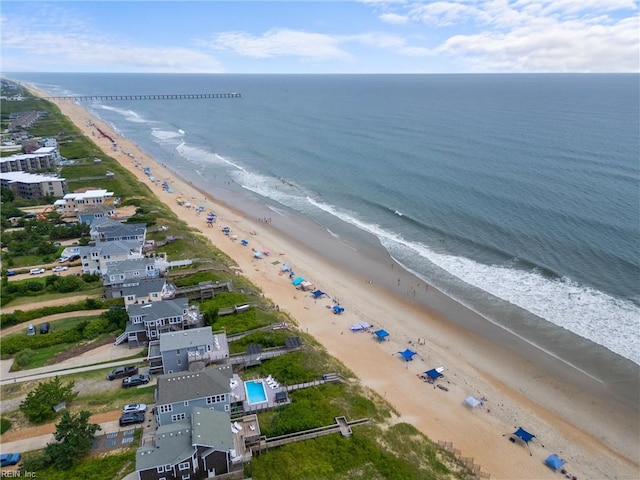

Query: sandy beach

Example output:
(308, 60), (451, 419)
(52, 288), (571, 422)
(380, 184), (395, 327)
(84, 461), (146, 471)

(36, 89), (639, 479)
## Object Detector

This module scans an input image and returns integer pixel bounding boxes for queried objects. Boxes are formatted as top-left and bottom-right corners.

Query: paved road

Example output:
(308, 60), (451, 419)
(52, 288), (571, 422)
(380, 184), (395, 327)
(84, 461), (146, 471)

(0, 358), (151, 386)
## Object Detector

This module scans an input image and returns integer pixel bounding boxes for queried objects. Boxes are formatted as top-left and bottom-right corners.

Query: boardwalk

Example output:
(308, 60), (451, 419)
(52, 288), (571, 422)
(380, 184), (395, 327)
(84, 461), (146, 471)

(248, 417), (371, 455)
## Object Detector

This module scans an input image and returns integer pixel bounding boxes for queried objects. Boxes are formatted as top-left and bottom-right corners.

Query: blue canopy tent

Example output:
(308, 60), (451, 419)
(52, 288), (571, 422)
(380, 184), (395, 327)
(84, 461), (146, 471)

(292, 277), (304, 286)
(398, 349), (418, 361)
(374, 329), (389, 341)
(423, 367), (444, 383)
(311, 290), (326, 299)
(505, 427), (538, 456)
(332, 305), (345, 314)
(240, 239), (248, 246)
(545, 454), (565, 471)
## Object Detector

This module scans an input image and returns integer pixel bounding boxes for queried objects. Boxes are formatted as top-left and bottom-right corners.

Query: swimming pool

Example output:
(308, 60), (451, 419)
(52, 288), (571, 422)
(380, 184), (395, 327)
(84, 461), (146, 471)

(245, 380), (268, 405)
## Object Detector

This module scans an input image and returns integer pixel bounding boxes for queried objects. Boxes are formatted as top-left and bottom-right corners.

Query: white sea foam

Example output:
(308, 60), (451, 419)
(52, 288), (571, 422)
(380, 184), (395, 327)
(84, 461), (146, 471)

(98, 104), (146, 123)
(151, 128), (184, 141)
(306, 197), (640, 365)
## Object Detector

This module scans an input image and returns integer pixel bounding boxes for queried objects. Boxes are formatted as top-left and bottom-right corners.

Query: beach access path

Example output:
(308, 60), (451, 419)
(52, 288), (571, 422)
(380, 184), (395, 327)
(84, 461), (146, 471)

(38, 90), (639, 480)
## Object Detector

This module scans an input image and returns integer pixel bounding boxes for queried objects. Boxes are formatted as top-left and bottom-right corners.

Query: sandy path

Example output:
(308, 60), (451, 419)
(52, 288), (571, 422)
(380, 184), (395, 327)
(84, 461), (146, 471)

(30, 90), (639, 479)
(0, 309), (106, 336)
(1, 294), (98, 314)
(1, 411), (121, 443)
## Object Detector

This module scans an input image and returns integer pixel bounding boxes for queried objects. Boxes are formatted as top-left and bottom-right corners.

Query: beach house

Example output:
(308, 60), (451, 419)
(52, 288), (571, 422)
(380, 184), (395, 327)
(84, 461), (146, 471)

(154, 365), (233, 426)
(136, 407), (234, 480)
(119, 278), (173, 306)
(121, 298), (202, 347)
(147, 327), (228, 375)
(102, 257), (162, 290)
(77, 205), (117, 224)
(89, 218), (146, 243)
(53, 188), (115, 217)
(77, 240), (144, 275)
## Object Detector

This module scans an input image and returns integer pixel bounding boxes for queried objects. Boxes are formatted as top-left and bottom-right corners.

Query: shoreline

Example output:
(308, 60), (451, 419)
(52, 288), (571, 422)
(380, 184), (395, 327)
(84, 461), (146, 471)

(29, 86), (639, 479)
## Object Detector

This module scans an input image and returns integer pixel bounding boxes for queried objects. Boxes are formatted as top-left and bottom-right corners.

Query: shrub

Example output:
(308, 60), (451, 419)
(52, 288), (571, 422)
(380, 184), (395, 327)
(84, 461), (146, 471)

(0, 417), (11, 435)
(14, 348), (35, 368)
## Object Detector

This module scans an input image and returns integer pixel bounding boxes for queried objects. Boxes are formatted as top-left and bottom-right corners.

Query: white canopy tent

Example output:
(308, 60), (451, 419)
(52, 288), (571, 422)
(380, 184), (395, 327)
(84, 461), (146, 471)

(464, 396), (482, 411)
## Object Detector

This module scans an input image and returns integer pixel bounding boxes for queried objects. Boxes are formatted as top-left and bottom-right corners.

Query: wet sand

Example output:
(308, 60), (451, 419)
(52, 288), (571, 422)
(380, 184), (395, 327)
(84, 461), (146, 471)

(34, 88), (640, 479)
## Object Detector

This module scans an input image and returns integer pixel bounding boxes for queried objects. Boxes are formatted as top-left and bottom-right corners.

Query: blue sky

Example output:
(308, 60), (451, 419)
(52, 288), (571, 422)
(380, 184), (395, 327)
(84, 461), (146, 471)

(1, 1), (638, 73)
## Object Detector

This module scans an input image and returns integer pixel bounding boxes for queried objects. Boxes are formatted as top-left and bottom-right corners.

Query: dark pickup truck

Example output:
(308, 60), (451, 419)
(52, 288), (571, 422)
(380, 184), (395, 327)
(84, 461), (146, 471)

(122, 374), (151, 388)
(107, 365), (138, 381)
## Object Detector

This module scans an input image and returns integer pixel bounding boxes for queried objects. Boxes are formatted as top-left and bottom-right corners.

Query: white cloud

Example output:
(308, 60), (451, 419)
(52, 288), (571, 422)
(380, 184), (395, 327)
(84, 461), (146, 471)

(211, 29), (349, 60)
(1, 10), (224, 72)
(379, 13), (409, 24)
(373, 0), (640, 72)
(437, 15), (640, 72)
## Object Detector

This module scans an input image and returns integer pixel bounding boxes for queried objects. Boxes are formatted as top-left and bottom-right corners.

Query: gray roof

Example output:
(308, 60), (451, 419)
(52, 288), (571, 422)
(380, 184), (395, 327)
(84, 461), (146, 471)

(94, 222), (146, 239)
(121, 278), (166, 297)
(191, 407), (233, 450)
(77, 205), (114, 215)
(159, 327), (214, 352)
(96, 240), (141, 256)
(127, 298), (187, 322)
(104, 257), (157, 276)
(156, 365), (232, 405)
(136, 408), (232, 471)
(136, 420), (193, 471)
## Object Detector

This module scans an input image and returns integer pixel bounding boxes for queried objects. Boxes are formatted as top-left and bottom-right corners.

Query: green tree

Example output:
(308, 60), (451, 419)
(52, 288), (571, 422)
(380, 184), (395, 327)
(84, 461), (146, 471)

(19, 376), (78, 423)
(45, 410), (101, 469)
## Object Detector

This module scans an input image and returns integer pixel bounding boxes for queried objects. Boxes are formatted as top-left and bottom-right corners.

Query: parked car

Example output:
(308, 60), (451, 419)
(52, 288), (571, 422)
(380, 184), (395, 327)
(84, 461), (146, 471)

(122, 374), (150, 388)
(0, 453), (21, 467)
(39, 322), (50, 334)
(122, 403), (147, 414)
(67, 254), (81, 261)
(52, 265), (69, 273)
(29, 268), (45, 275)
(6, 270), (16, 276)
(107, 365), (138, 381)
(119, 412), (145, 427)
(57, 256), (69, 263)
(26, 324), (36, 336)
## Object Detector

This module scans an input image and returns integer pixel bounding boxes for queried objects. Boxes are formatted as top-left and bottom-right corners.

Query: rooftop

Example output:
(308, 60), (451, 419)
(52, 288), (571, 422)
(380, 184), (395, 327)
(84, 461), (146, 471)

(156, 365), (232, 405)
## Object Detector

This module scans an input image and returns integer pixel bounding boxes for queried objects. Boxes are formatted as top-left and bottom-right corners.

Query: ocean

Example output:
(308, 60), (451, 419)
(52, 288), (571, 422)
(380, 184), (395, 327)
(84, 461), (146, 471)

(7, 73), (639, 376)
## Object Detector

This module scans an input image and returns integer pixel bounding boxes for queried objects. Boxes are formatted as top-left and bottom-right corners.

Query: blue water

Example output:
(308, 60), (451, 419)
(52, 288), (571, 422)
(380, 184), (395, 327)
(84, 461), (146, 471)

(245, 380), (267, 404)
(6, 73), (639, 368)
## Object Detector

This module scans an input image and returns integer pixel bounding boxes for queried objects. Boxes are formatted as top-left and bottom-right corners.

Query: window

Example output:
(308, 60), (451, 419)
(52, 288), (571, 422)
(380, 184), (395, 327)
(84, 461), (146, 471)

(183, 401), (189, 406)
(171, 413), (186, 422)
(182, 475), (190, 480)
(179, 462), (190, 471)
(176, 349), (181, 355)
(158, 404), (173, 413)
(157, 466), (165, 473)
(224, 404), (230, 412)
